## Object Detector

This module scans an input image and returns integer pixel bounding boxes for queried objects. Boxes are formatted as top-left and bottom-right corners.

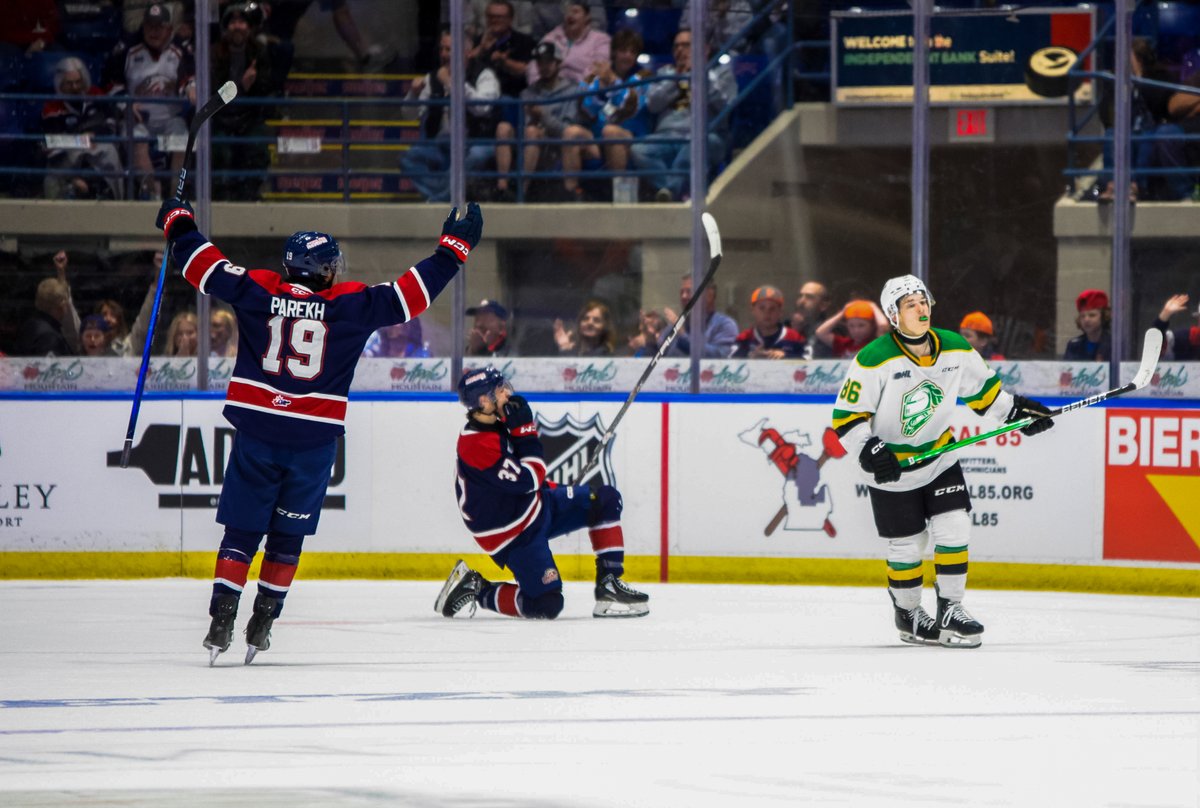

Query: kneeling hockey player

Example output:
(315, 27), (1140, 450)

(436, 366), (649, 619)
(154, 198), (483, 664)
(831, 275), (1054, 648)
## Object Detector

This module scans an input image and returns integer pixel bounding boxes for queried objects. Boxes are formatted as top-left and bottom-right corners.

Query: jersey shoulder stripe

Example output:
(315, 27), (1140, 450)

(933, 328), (974, 353)
(854, 334), (905, 367)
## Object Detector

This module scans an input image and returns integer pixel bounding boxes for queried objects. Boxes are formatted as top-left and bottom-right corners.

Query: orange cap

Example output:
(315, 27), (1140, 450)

(750, 285), (784, 305)
(843, 300), (875, 320)
(959, 311), (993, 335)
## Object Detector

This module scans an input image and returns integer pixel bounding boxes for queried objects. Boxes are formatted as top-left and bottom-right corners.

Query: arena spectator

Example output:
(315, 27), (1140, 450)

(210, 306), (238, 358)
(554, 299), (615, 356)
(256, 0), (393, 77)
(465, 0), (607, 41)
(211, 3), (275, 201)
(733, 285), (805, 358)
(105, 3), (197, 201)
(164, 310), (199, 357)
(1152, 293), (1199, 361)
(661, 274), (737, 358)
(959, 311), (1005, 361)
(0, 0), (60, 55)
(361, 320), (430, 358)
(565, 29), (652, 196)
(466, 298), (513, 357)
(469, 1), (535, 100)
(401, 28), (498, 202)
(527, 2), (610, 86)
(790, 280), (833, 358)
(41, 57), (124, 200)
(1063, 289), (1112, 361)
(815, 299), (888, 358)
(96, 257), (157, 358)
(504, 41), (587, 202)
(627, 308), (666, 357)
(1153, 67), (1200, 201)
(631, 28), (737, 202)
(48, 249), (83, 354)
(15, 277), (74, 357)
(79, 314), (117, 357)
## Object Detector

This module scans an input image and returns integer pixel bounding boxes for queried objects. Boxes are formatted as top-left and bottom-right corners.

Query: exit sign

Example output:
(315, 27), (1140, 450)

(949, 108), (994, 142)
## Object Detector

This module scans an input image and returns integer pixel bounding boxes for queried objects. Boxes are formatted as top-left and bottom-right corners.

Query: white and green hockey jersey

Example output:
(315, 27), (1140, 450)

(831, 328), (1015, 491)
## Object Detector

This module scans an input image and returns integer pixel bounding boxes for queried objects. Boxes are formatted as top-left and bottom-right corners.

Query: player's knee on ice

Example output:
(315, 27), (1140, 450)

(523, 590), (564, 620)
(588, 485), (623, 525)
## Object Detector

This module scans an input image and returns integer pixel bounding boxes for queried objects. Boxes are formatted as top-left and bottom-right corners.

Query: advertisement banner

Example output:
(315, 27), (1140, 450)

(1103, 408), (1200, 563)
(832, 7), (1095, 105)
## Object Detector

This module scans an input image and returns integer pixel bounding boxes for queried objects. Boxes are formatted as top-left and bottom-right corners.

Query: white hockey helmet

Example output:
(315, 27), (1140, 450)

(880, 274), (935, 328)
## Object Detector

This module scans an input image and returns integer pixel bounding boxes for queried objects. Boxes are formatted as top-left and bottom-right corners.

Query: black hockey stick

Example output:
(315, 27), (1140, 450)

(900, 327), (1163, 468)
(121, 81), (239, 469)
(572, 213), (723, 485)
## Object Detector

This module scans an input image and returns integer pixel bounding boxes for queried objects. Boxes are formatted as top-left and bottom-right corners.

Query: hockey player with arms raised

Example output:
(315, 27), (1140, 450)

(831, 275), (1054, 648)
(436, 366), (649, 620)
(154, 197), (483, 664)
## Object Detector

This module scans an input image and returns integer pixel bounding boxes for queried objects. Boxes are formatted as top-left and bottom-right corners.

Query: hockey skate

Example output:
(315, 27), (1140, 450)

(203, 593), (239, 666)
(892, 601), (940, 646)
(935, 588), (984, 648)
(434, 560), (484, 618)
(593, 574), (649, 618)
(243, 594), (280, 665)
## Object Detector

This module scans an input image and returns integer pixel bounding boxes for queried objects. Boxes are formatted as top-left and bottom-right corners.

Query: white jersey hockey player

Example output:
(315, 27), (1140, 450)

(831, 275), (1055, 647)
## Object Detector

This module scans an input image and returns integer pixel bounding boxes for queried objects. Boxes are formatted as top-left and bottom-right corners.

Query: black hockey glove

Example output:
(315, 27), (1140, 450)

(437, 202), (483, 264)
(500, 394), (537, 438)
(155, 198), (196, 241)
(859, 436), (902, 485)
(1007, 394), (1054, 436)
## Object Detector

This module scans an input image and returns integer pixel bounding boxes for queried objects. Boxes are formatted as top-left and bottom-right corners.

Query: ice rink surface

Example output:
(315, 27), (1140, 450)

(1, 579), (1197, 808)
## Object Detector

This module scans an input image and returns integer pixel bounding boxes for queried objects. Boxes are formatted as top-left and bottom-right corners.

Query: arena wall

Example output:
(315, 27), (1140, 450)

(1, 386), (1196, 596)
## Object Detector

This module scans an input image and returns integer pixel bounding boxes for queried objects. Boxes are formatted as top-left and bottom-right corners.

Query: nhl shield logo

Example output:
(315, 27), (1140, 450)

(536, 413), (615, 487)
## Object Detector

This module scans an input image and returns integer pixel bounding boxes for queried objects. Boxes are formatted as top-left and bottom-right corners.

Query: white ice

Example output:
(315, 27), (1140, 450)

(1, 580), (1198, 807)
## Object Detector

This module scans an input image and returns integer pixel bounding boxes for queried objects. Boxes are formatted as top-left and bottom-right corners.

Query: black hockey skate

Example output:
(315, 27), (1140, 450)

(203, 593), (240, 666)
(935, 588), (984, 648)
(243, 594), (280, 665)
(434, 560), (484, 618)
(892, 601), (940, 646)
(593, 574), (649, 618)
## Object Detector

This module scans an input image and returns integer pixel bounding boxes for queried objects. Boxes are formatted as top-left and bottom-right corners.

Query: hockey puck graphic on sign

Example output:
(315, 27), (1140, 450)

(1025, 46), (1077, 97)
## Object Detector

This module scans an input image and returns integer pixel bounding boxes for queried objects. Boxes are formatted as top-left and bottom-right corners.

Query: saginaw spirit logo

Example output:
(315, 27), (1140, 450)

(535, 413), (615, 488)
(739, 419), (848, 538)
(106, 424), (347, 510)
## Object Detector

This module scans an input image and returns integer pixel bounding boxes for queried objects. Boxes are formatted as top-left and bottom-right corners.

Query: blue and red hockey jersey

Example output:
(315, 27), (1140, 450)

(170, 228), (459, 447)
(732, 324), (806, 358)
(454, 418), (548, 555)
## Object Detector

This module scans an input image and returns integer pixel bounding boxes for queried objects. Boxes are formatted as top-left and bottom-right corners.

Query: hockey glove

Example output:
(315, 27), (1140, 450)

(1007, 394), (1054, 436)
(501, 394), (538, 439)
(859, 436), (902, 485)
(155, 198), (196, 241)
(437, 202), (483, 264)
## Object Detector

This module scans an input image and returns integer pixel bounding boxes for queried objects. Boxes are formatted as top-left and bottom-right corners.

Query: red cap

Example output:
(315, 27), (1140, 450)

(1076, 289), (1109, 312)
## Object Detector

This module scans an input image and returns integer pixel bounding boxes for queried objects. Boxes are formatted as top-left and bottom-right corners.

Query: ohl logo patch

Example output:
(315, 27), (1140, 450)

(901, 380), (944, 436)
(535, 413), (615, 488)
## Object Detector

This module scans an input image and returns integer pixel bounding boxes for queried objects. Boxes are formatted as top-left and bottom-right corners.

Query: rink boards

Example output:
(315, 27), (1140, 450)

(0, 395), (1196, 595)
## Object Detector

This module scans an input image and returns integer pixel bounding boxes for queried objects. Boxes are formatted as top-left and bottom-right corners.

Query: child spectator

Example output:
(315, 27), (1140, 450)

(1152, 293), (1199, 361)
(816, 299), (888, 358)
(362, 320), (431, 358)
(164, 310), (199, 357)
(959, 311), (1005, 361)
(732, 285), (805, 358)
(79, 314), (116, 357)
(1064, 289), (1112, 361)
(627, 309), (666, 357)
(554, 299), (615, 356)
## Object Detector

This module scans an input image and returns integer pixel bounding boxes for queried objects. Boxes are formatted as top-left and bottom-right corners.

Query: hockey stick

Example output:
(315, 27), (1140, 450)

(899, 327), (1163, 468)
(120, 81), (238, 469)
(572, 212), (723, 485)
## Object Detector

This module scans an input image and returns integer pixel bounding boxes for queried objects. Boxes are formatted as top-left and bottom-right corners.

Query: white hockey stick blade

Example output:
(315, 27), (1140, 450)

(701, 212), (722, 260)
(217, 80), (238, 105)
(1131, 327), (1163, 389)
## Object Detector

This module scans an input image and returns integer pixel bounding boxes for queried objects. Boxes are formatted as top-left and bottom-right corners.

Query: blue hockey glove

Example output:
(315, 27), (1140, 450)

(501, 394), (537, 438)
(437, 202), (483, 264)
(155, 198), (195, 240)
(1008, 394), (1054, 436)
(859, 436), (902, 485)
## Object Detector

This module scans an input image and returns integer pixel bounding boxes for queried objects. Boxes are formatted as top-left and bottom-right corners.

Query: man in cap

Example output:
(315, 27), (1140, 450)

(466, 299), (513, 356)
(732, 285), (805, 358)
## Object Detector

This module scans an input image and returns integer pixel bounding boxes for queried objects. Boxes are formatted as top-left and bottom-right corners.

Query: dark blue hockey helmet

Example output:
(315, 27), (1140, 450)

(458, 365), (510, 409)
(282, 231), (344, 291)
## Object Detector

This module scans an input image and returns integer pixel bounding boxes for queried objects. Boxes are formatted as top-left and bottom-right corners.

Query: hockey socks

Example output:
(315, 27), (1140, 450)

(479, 582), (522, 617)
(933, 544), (968, 602)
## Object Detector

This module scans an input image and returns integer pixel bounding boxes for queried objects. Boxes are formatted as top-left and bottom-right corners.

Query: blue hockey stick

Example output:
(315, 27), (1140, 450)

(120, 82), (238, 468)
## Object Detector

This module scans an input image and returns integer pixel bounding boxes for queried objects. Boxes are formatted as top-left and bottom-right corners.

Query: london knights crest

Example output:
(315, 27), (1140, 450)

(900, 380), (944, 436)
(535, 413), (615, 487)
